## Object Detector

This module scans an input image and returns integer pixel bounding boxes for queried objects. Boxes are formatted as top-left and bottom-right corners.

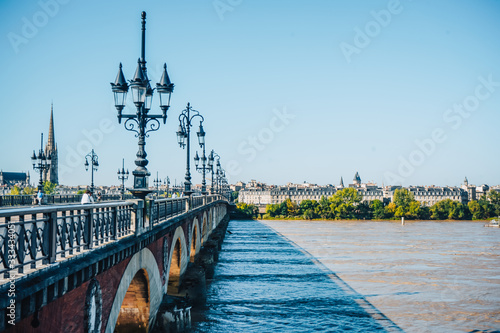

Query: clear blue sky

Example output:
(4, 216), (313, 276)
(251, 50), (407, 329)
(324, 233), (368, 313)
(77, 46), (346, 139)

(1, 0), (499, 188)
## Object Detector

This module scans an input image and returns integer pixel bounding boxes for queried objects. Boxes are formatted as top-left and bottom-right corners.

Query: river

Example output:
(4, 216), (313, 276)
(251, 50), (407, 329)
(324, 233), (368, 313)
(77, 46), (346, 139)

(193, 220), (500, 332)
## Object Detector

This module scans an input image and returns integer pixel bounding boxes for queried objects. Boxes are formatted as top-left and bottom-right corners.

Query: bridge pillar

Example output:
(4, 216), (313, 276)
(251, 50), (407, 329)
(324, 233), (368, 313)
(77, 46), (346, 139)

(130, 199), (145, 236)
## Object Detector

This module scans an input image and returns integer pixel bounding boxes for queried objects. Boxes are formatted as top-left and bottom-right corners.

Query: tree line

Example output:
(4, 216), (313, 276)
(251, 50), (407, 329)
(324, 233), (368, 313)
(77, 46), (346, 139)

(244, 188), (500, 220)
(8, 181), (57, 195)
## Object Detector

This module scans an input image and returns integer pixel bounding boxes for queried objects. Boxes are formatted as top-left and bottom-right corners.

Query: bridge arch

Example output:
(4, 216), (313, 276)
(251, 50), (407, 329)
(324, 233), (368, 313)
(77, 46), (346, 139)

(105, 248), (162, 333)
(166, 225), (188, 295)
(190, 217), (201, 262)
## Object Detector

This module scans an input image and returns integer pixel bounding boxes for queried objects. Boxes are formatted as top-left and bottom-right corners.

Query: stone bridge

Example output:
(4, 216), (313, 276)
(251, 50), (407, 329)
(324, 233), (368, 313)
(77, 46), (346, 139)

(0, 195), (230, 332)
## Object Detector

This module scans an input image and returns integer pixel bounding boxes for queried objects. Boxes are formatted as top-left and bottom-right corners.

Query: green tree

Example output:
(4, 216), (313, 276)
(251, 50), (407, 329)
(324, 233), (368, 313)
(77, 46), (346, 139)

(370, 199), (386, 219)
(285, 198), (299, 216)
(303, 209), (315, 220)
(393, 188), (415, 217)
(356, 202), (371, 219)
(468, 200), (483, 220)
(478, 196), (495, 219)
(299, 200), (319, 219)
(22, 186), (36, 195)
(317, 195), (330, 219)
(488, 190), (500, 216)
(266, 204), (281, 217)
(384, 202), (396, 219)
(43, 181), (57, 195)
(236, 202), (258, 218)
(430, 199), (453, 220)
(417, 206), (431, 220)
(9, 186), (21, 195)
(232, 191), (239, 202)
(329, 188), (362, 219)
(406, 201), (421, 219)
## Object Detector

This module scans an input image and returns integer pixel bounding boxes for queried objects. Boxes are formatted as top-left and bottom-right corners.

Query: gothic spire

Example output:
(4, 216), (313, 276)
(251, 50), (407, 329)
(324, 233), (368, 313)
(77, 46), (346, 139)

(47, 103), (55, 152)
(340, 177), (344, 187)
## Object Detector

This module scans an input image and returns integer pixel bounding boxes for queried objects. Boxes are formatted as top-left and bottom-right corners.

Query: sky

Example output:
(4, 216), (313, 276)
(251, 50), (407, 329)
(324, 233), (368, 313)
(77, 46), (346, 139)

(0, 0), (499, 188)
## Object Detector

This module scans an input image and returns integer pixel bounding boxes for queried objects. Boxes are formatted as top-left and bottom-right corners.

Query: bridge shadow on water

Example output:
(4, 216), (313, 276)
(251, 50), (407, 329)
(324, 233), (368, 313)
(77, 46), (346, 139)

(192, 220), (404, 333)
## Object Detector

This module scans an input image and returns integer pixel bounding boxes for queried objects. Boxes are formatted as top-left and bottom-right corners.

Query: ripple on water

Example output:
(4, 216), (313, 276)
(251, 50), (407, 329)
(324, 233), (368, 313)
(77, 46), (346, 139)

(193, 220), (403, 333)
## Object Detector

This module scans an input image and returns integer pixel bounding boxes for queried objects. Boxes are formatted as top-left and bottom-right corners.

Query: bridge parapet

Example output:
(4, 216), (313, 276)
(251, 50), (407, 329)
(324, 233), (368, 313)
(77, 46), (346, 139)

(0, 195), (225, 281)
(0, 201), (135, 280)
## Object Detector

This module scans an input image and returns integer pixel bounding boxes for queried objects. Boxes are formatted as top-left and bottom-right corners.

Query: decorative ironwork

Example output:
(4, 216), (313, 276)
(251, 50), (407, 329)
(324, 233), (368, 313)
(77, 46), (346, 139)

(117, 159), (129, 197)
(31, 133), (51, 193)
(111, 12), (174, 198)
(176, 103), (205, 196)
(0, 195), (226, 279)
(84, 149), (99, 194)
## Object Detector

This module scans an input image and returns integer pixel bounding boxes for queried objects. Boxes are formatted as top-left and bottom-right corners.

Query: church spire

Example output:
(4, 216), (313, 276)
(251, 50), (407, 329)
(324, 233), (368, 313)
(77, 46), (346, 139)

(47, 102), (55, 151)
(44, 103), (58, 184)
(340, 177), (344, 188)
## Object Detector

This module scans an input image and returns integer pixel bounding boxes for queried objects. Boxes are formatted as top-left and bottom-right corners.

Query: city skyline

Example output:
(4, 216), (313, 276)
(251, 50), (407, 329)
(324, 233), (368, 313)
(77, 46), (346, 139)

(1, 1), (499, 188)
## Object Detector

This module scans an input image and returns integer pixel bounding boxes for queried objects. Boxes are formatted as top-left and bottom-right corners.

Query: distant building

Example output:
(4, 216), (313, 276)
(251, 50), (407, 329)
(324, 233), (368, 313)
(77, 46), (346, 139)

(239, 185), (337, 205)
(230, 181), (246, 192)
(0, 171), (30, 187)
(351, 171), (361, 187)
(408, 186), (468, 206)
(239, 172), (473, 207)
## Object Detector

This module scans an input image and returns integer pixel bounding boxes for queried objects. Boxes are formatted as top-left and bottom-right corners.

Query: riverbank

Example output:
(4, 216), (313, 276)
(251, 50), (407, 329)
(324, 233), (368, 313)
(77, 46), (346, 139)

(258, 217), (493, 222)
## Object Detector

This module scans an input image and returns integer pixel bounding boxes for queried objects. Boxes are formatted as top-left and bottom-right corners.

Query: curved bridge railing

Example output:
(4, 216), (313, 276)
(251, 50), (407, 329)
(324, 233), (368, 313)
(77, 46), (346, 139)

(0, 195), (227, 280)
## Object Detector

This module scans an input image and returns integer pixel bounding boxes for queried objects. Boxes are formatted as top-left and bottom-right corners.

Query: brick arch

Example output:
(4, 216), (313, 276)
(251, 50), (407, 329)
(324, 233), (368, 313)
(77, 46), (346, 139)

(190, 217), (200, 262)
(165, 225), (188, 295)
(105, 248), (162, 333)
(115, 269), (150, 333)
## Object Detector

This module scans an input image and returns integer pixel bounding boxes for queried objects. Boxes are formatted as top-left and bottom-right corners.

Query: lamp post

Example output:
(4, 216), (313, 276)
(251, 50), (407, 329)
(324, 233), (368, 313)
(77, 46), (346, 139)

(31, 133), (51, 193)
(165, 176), (170, 197)
(110, 11), (174, 199)
(84, 149), (99, 194)
(153, 171), (163, 198)
(216, 160), (223, 195)
(208, 150), (220, 195)
(117, 158), (129, 197)
(193, 123), (209, 195)
(176, 103), (204, 196)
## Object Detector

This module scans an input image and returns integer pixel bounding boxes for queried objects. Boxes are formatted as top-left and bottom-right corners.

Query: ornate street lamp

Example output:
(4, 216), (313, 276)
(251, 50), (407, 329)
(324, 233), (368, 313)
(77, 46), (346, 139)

(216, 160), (223, 194)
(176, 103), (204, 196)
(194, 123), (209, 195)
(153, 171), (164, 198)
(165, 176), (170, 197)
(31, 133), (51, 193)
(84, 149), (99, 194)
(207, 150), (220, 195)
(117, 158), (129, 197)
(110, 11), (174, 199)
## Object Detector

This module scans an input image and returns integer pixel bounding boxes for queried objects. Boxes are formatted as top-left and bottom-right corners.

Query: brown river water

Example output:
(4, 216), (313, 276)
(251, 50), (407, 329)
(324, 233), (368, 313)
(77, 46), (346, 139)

(262, 220), (500, 333)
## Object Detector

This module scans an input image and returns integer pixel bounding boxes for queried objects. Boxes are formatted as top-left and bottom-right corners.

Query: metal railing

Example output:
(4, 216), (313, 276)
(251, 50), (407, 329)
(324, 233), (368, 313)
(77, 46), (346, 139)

(0, 202), (134, 278)
(0, 194), (228, 279)
(148, 197), (188, 227)
(0, 194), (134, 207)
(148, 194), (224, 226)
